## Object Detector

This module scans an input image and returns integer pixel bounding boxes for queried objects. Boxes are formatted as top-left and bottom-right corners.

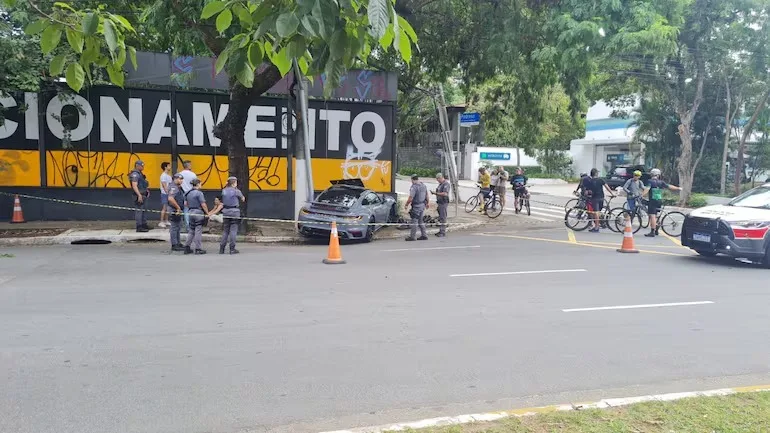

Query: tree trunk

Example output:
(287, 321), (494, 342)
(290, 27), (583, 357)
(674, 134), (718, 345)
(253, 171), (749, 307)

(734, 86), (770, 196)
(214, 64), (282, 231)
(677, 122), (694, 205)
(720, 78), (731, 195)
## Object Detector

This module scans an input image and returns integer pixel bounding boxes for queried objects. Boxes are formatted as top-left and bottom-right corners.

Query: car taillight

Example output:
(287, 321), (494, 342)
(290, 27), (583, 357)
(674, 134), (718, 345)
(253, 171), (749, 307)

(729, 221), (770, 239)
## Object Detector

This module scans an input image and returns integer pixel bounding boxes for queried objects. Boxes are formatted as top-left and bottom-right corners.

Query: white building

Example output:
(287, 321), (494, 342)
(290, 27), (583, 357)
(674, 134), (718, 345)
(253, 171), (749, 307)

(569, 99), (641, 176)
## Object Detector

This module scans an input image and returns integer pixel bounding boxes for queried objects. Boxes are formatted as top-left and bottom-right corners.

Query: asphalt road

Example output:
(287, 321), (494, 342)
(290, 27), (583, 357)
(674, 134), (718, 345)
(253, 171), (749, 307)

(2, 226), (770, 433)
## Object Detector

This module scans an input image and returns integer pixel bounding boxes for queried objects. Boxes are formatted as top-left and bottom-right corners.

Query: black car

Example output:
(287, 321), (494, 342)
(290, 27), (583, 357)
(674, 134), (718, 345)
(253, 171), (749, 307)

(606, 165), (650, 189)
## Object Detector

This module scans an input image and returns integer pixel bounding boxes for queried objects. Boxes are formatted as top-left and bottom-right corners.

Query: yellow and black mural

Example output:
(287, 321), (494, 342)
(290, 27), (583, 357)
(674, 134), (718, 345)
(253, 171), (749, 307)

(0, 86), (395, 219)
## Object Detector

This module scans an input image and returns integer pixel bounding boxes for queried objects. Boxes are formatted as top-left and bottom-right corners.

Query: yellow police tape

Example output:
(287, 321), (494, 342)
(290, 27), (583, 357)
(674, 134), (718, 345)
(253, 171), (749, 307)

(0, 191), (575, 228)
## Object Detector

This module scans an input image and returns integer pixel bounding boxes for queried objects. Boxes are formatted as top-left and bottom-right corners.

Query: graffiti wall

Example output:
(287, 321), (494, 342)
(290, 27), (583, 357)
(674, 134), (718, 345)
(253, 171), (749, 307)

(0, 86), (395, 197)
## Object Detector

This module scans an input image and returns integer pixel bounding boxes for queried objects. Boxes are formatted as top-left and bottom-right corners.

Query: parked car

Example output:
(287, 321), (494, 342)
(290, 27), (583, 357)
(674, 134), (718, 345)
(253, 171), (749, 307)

(298, 179), (398, 242)
(606, 165), (651, 189)
(681, 183), (770, 267)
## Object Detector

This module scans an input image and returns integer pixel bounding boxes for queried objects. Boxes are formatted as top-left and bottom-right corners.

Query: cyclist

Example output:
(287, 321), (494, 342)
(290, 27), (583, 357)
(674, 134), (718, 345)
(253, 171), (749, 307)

(478, 167), (491, 214)
(623, 170), (645, 213)
(510, 167), (528, 209)
(573, 172), (589, 197)
(585, 168), (615, 233)
(644, 168), (681, 237)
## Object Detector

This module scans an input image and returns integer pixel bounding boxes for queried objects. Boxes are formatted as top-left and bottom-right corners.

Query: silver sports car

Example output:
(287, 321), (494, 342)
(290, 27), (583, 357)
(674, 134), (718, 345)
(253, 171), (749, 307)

(298, 179), (398, 242)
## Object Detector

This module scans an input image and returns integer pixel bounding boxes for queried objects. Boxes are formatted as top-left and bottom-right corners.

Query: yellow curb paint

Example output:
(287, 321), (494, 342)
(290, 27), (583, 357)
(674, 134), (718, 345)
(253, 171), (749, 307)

(567, 229), (577, 244)
(479, 233), (692, 257)
(507, 405), (559, 416)
(732, 384), (770, 393)
(661, 231), (685, 247)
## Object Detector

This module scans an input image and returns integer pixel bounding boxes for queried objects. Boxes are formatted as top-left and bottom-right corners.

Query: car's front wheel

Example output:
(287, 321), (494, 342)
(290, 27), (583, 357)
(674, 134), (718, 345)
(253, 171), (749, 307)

(364, 217), (375, 243)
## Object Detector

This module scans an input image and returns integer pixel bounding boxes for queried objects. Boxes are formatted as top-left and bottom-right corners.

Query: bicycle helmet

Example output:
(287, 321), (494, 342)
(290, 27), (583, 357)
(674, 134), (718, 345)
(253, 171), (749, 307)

(633, 170), (642, 177)
(650, 168), (661, 176)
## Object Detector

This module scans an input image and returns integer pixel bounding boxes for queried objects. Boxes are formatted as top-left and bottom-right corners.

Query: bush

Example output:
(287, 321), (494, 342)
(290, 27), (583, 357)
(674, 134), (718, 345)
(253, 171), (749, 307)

(687, 193), (708, 208)
(398, 166), (440, 177)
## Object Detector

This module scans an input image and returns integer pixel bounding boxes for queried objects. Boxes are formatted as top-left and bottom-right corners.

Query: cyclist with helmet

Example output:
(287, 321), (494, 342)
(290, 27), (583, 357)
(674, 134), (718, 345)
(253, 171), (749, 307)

(510, 167), (528, 202)
(574, 172), (590, 197)
(623, 170), (645, 213)
(645, 168), (681, 237)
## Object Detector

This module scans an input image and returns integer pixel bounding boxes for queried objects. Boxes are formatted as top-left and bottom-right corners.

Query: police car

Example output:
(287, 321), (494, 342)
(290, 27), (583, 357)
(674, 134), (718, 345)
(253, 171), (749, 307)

(681, 183), (770, 267)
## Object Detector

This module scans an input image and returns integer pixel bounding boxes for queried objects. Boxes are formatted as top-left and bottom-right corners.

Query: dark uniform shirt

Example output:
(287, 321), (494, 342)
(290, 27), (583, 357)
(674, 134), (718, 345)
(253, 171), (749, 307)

(129, 169), (149, 195)
(436, 181), (450, 204)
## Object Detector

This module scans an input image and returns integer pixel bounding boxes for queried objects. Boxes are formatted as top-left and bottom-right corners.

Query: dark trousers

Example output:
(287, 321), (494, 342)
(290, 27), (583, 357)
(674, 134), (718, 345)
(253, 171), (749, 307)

(220, 217), (239, 250)
(134, 198), (147, 228)
(437, 202), (448, 234)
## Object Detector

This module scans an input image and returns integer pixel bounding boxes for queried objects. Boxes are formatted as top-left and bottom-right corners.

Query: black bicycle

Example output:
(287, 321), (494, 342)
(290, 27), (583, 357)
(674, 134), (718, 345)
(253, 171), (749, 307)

(565, 196), (621, 232)
(513, 185), (530, 216)
(464, 185), (503, 218)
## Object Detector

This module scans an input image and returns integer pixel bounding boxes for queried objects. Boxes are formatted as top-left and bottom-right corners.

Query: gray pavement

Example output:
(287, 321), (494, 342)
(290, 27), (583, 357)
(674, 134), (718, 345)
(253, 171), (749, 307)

(2, 228), (770, 433)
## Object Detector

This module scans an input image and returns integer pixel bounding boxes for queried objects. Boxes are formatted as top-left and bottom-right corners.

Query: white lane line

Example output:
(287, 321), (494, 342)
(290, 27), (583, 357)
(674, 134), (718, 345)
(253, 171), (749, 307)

(503, 209), (554, 222)
(451, 269), (587, 278)
(383, 245), (482, 252)
(562, 301), (714, 313)
(528, 209), (563, 218)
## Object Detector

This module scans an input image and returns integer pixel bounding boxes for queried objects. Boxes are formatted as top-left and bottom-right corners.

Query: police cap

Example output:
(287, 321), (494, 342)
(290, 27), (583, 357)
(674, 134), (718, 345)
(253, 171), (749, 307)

(173, 173), (184, 179)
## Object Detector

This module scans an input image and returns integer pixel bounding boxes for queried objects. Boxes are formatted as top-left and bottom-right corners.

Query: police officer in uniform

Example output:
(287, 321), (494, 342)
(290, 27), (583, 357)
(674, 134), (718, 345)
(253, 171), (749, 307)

(128, 160), (151, 232)
(183, 178), (210, 255)
(218, 176), (245, 254)
(405, 174), (429, 241)
(432, 173), (451, 237)
(166, 173), (186, 252)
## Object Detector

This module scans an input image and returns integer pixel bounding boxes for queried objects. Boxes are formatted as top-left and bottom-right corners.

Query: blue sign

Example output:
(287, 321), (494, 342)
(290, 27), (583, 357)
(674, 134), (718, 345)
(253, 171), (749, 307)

(480, 152), (511, 161)
(460, 112), (481, 126)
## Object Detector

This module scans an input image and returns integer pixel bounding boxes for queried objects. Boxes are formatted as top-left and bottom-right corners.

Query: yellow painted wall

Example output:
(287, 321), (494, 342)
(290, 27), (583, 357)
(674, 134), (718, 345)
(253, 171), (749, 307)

(0, 150), (41, 187)
(5, 151), (391, 193)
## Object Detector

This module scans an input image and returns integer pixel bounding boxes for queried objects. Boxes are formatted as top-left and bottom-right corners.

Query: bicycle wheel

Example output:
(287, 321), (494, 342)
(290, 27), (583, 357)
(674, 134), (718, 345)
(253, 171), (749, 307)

(611, 208), (642, 233)
(514, 197), (521, 214)
(660, 211), (686, 237)
(564, 198), (578, 212)
(639, 208), (650, 228)
(565, 207), (591, 231)
(525, 198), (531, 216)
(486, 197), (503, 218)
(464, 195), (479, 213)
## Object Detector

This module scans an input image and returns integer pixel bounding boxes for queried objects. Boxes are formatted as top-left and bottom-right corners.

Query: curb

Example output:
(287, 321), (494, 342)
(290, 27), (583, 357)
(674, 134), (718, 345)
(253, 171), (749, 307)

(319, 385), (770, 433)
(0, 221), (486, 247)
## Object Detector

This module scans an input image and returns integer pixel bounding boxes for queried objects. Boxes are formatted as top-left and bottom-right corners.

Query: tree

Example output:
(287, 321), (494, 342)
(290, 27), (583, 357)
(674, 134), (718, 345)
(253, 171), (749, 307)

(8, 0), (416, 221)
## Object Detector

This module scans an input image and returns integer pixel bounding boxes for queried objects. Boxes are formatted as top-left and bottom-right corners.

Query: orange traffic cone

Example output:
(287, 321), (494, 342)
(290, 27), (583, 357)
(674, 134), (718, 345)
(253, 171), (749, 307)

(10, 194), (25, 224)
(323, 221), (346, 264)
(617, 216), (639, 254)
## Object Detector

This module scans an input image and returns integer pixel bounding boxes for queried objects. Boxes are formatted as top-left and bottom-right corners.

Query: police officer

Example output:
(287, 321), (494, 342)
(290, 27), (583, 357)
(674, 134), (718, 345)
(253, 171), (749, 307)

(217, 176), (245, 254)
(183, 178), (210, 255)
(405, 174), (429, 241)
(432, 173), (451, 237)
(166, 173), (186, 252)
(128, 160), (151, 232)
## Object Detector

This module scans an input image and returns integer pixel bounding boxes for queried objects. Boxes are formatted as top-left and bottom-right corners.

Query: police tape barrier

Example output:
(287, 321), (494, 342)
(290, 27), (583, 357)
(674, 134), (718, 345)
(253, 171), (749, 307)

(0, 191), (497, 228)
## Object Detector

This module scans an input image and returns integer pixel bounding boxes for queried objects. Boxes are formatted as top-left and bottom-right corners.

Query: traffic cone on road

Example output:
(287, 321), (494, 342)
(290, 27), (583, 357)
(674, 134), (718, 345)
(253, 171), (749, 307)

(322, 221), (346, 264)
(617, 216), (639, 254)
(10, 195), (25, 224)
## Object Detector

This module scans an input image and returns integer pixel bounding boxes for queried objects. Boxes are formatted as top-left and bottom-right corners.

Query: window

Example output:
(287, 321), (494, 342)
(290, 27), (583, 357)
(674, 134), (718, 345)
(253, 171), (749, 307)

(316, 188), (361, 207)
(363, 192), (381, 206)
(729, 186), (770, 209)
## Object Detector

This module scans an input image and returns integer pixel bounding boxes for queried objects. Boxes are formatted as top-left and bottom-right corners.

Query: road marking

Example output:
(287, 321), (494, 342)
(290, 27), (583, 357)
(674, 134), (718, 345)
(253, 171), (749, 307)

(578, 240), (685, 249)
(478, 233), (694, 257)
(320, 385), (770, 433)
(661, 231), (684, 247)
(562, 301), (714, 313)
(566, 229), (577, 244)
(383, 245), (481, 252)
(451, 269), (586, 278)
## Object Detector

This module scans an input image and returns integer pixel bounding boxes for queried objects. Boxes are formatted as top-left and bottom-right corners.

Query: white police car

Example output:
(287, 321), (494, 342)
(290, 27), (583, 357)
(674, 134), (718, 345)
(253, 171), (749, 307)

(681, 183), (770, 267)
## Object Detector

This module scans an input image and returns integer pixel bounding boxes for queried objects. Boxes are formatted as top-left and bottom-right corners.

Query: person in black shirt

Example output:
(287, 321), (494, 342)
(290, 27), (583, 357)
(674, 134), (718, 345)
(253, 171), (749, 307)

(586, 168), (615, 232)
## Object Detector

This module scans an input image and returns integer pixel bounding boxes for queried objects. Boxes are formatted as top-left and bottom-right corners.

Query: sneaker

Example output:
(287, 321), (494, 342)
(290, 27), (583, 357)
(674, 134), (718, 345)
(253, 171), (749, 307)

(136, 227), (150, 233)
(645, 232), (656, 238)
(229, 249), (240, 255)
(184, 247), (194, 255)
(219, 246), (226, 255)
(417, 236), (429, 241)
(405, 237), (416, 242)
(171, 245), (185, 252)
(588, 228), (600, 233)
(435, 233), (446, 237)
(194, 249), (207, 255)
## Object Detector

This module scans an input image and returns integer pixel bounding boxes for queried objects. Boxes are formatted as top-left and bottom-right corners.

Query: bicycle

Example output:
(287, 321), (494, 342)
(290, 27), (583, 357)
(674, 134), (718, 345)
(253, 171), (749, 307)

(609, 196), (649, 234)
(564, 196), (621, 232)
(612, 198), (685, 237)
(513, 184), (530, 216)
(464, 185), (504, 218)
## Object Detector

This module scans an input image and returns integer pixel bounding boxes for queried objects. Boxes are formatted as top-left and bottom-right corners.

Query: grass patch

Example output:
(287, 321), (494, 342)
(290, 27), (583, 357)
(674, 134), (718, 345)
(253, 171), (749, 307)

(406, 392), (770, 433)
(0, 253), (14, 258)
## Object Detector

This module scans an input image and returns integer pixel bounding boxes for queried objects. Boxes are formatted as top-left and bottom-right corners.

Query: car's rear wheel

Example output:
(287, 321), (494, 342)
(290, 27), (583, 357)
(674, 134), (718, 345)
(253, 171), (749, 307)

(364, 217), (375, 243)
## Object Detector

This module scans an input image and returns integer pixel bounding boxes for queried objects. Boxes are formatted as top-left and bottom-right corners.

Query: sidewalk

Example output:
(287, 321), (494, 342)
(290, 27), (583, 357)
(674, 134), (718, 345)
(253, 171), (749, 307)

(0, 214), (486, 246)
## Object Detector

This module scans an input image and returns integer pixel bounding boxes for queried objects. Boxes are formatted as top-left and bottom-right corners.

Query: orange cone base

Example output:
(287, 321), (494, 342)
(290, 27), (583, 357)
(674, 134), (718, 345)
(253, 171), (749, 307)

(322, 258), (347, 264)
(616, 248), (640, 254)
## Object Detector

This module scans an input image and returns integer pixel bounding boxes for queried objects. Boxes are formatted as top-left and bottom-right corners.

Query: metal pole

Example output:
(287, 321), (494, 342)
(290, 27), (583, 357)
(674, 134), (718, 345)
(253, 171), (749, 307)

(293, 60), (314, 200)
(456, 112), (462, 180)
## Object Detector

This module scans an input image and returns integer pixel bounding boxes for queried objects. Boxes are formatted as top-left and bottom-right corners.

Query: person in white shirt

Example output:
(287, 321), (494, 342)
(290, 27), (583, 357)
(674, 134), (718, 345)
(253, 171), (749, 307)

(179, 160), (198, 229)
(159, 162), (172, 228)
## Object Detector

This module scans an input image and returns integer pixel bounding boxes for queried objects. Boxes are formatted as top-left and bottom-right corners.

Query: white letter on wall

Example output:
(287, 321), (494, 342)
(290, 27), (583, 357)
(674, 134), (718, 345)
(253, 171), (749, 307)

(100, 96), (143, 143)
(245, 105), (276, 148)
(193, 102), (228, 147)
(0, 96), (19, 140)
(46, 94), (94, 141)
(319, 109), (351, 151)
(351, 111), (386, 153)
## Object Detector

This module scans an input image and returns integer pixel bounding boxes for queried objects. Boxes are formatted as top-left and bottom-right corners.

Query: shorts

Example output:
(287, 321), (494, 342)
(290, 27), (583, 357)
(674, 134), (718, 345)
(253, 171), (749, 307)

(590, 198), (604, 212)
(514, 186), (527, 197)
(161, 193), (168, 206)
(647, 199), (662, 215)
(494, 185), (506, 195)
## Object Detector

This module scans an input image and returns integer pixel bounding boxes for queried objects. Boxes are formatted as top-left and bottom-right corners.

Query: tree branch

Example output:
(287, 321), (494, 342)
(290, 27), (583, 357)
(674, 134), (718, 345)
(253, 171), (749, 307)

(169, 0), (226, 55)
(27, 0), (78, 30)
(694, 118), (711, 170)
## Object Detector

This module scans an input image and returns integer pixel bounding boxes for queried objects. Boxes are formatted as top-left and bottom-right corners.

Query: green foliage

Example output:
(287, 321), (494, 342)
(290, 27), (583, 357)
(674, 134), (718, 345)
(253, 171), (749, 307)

(688, 193), (708, 208)
(398, 166), (441, 178)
